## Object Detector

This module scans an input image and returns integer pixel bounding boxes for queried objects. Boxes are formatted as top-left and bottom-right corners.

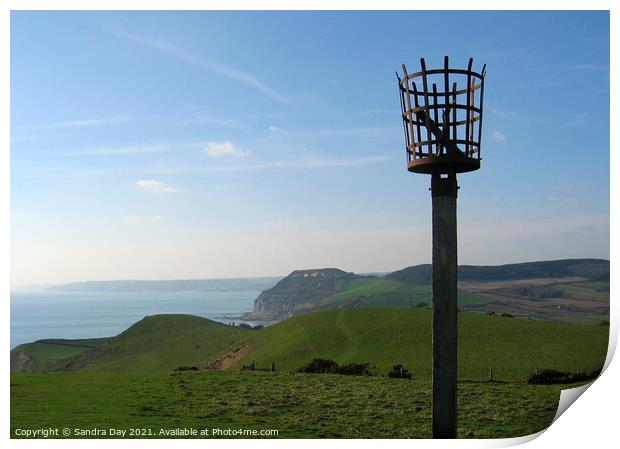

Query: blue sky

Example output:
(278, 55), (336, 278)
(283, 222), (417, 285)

(10, 11), (610, 286)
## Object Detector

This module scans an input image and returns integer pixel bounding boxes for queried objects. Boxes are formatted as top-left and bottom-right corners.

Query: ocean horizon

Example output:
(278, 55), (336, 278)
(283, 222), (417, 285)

(10, 284), (277, 349)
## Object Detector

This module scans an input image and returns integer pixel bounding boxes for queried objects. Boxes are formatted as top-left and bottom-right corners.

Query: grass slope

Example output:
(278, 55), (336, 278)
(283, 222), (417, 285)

(12, 309), (608, 382)
(237, 308), (608, 380)
(320, 278), (487, 308)
(11, 370), (571, 438)
(77, 314), (252, 372)
(12, 338), (110, 361)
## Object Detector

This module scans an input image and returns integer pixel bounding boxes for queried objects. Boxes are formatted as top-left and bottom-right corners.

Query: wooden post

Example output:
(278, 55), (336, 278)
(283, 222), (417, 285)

(431, 170), (458, 439)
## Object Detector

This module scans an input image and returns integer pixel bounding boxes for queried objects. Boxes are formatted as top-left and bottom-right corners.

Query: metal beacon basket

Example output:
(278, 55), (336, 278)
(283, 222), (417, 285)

(397, 56), (486, 175)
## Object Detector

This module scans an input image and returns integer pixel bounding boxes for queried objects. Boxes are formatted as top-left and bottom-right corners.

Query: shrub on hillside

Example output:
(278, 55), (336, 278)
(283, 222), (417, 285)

(298, 358), (339, 374)
(297, 358), (371, 376)
(528, 367), (602, 385)
(388, 364), (412, 379)
(338, 362), (371, 376)
(416, 302), (429, 308)
(174, 366), (199, 371)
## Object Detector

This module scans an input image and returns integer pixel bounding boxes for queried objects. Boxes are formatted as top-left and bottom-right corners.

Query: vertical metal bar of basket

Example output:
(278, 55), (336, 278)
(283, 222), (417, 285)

(451, 82), (457, 148)
(477, 65), (486, 160)
(443, 56), (451, 146)
(412, 82), (423, 158)
(432, 83), (439, 155)
(397, 74), (411, 163)
(465, 58), (473, 157)
(401, 65), (416, 160)
(469, 76), (476, 157)
(420, 58), (432, 156)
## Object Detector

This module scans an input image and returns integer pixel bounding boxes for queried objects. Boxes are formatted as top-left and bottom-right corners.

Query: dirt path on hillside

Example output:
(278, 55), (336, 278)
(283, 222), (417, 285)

(202, 343), (251, 370)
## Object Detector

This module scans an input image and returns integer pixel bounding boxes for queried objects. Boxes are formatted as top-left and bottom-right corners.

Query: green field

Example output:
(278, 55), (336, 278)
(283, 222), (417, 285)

(319, 278), (488, 308)
(12, 338), (110, 361)
(554, 281), (610, 302)
(80, 315), (252, 372)
(11, 370), (574, 438)
(239, 308), (607, 379)
(12, 309), (608, 380)
(10, 308), (608, 439)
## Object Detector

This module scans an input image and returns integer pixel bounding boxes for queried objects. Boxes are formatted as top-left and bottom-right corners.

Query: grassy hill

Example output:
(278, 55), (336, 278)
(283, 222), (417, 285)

(75, 315), (253, 372)
(12, 309), (608, 382)
(12, 315), (252, 372)
(236, 308), (607, 380)
(10, 338), (110, 372)
(387, 258), (610, 284)
(10, 308), (609, 438)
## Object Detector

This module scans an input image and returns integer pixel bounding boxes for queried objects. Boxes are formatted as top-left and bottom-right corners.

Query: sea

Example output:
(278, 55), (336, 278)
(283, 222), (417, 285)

(10, 284), (278, 349)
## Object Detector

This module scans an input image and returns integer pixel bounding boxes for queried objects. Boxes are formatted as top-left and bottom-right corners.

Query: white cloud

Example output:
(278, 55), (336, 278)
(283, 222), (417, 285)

(55, 143), (170, 156)
(41, 115), (132, 129)
(489, 130), (506, 142)
(212, 154), (390, 172)
(268, 125), (286, 133)
(135, 180), (184, 193)
(553, 182), (578, 192)
(110, 30), (288, 103)
(487, 106), (517, 118)
(205, 142), (250, 158)
(178, 109), (241, 128)
(571, 64), (608, 71)
(359, 109), (396, 115)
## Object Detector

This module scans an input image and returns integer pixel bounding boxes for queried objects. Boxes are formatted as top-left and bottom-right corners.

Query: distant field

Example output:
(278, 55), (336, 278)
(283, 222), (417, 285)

(555, 282), (610, 302)
(320, 278), (488, 308)
(459, 279), (610, 324)
(13, 338), (110, 361)
(10, 370), (572, 438)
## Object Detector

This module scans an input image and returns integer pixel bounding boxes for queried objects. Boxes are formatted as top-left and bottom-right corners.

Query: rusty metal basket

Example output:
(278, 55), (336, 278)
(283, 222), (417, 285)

(397, 56), (486, 174)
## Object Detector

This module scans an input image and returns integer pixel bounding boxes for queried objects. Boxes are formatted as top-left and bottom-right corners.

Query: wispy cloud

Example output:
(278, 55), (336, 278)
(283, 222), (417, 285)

(176, 109), (242, 128)
(571, 63), (608, 72)
(359, 109), (397, 115)
(489, 130), (506, 142)
(109, 30), (288, 103)
(268, 125), (287, 133)
(32, 115), (133, 130)
(552, 182), (578, 192)
(55, 143), (171, 156)
(488, 106), (517, 118)
(212, 154), (390, 172)
(135, 179), (185, 193)
(205, 142), (250, 158)
(547, 181), (582, 203)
